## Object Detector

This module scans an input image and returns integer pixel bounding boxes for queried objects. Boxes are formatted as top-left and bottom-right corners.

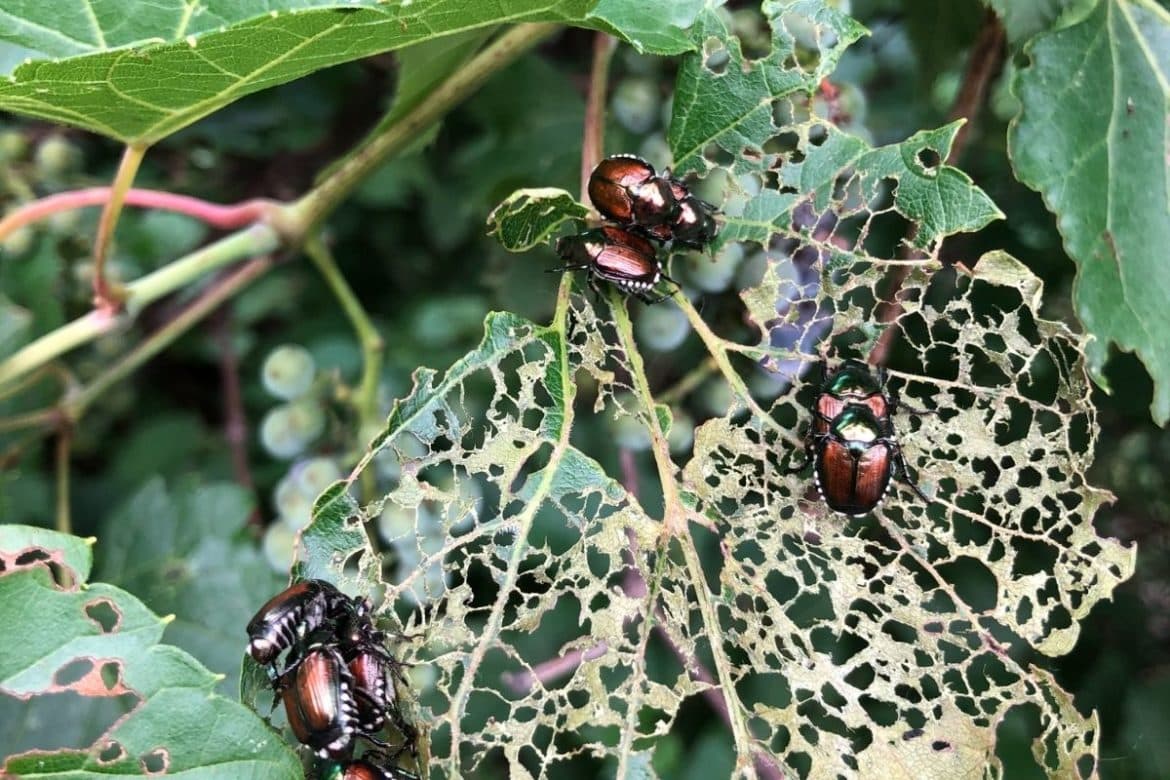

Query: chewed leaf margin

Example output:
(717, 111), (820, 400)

(0, 524), (300, 778)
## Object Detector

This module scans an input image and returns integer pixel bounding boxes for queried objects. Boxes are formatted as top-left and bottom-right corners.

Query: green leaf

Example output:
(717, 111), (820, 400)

(983, 0), (1097, 44)
(486, 187), (590, 251)
(722, 121), (1003, 250)
(0, 0), (595, 143)
(93, 479), (285, 695)
(0, 524), (93, 582)
(0, 526), (298, 777)
(668, 0), (868, 174)
(1009, 0), (1170, 423)
(585, 0), (704, 55)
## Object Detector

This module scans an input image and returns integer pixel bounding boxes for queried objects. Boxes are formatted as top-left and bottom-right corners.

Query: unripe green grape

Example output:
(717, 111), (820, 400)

(275, 474), (313, 531)
(34, 135), (80, 179)
(749, 366), (790, 401)
(681, 243), (744, 294)
(612, 77), (660, 134)
(698, 376), (734, 417)
(47, 208), (81, 235)
(374, 448), (402, 484)
(261, 344), (316, 400)
(638, 134), (672, 173)
(990, 62), (1020, 122)
(287, 398), (325, 442)
(636, 302), (690, 352)
(0, 225), (34, 257)
(293, 456), (342, 497)
(621, 49), (661, 77)
(611, 412), (652, 452)
(259, 400), (323, 459)
(263, 522), (297, 573)
(659, 94), (674, 132)
(667, 410), (695, 456)
(730, 9), (770, 57)
(0, 130), (28, 161)
(735, 249), (768, 290)
(378, 502), (415, 543)
(931, 70), (962, 114)
(408, 661), (438, 694)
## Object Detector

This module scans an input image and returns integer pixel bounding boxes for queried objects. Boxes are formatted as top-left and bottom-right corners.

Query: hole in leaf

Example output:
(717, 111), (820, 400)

(98, 740), (125, 763)
(703, 39), (730, 74)
(916, 148), (941, 171)
(84, 600), (120, 633)
(140, 749), (167, 774)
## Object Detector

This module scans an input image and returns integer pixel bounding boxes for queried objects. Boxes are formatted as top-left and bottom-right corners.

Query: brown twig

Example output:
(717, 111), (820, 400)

(868, 10), (1006, 368)
(581, 32), (616, 200)
(212, 306), (259, 527)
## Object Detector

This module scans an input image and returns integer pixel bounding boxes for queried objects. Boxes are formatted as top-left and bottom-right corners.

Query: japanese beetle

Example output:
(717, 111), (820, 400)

(553, 225), (678, 304)
(247, 580), (356, 668)
(335, 618), (418, 755)
(279, 642), (361, 759)
(811, 359), (894, 434)
(588, 154), (677, 230)
(587, 155), (720, 248)
(788, 404), (927, 516)
(669, 189), (720, 249)
(323, 753), (419, 780)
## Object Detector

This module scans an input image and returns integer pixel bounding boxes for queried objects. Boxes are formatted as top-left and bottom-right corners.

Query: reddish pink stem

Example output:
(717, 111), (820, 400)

(0, 188), (277, 240)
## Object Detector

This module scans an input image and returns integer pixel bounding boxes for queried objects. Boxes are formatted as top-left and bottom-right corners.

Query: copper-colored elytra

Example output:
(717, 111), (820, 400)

(282, 644), (357, 758)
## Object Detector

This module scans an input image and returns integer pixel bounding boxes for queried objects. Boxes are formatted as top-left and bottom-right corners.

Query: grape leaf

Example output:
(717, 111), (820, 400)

(0, 524), (299, 778)
(278, 4), (1133, 776)
(669, 0), (868, 175)
(487, 188), (590, 251)
(94, 479), (285, 695)
(585, 0), (705, 55)
(1009, 0), (1170, 423)
(0, 0), (598, 143)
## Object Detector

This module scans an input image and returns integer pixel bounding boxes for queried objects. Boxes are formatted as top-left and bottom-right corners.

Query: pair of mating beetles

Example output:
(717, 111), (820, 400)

(788, 359), (931, 515)
(554, 154), (719, 303)
(246, 580), (418, 780)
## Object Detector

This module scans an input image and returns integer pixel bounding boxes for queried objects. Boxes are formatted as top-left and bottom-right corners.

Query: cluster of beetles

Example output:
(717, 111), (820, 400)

(247, 579), (418, 780)
(553, 156), (930, 517)
(554, 154), (719, 303)
(788, 358), (930, 515)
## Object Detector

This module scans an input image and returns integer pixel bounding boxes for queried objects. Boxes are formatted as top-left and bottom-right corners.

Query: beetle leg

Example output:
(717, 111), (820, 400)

(640, 289), (673, 304)
(545, 263), (589, 274)
(891, 445), (930, 503)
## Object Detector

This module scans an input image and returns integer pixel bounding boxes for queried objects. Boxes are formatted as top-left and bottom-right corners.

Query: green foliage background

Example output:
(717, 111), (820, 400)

(0, 0), (1168, 778)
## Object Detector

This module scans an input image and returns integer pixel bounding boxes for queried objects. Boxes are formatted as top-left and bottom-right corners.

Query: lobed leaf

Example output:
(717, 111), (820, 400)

(0, 525), (299, 778)
(487, 188), (591, 252)
(0, 0), (601, 143)
(1009, 0), (1170, 423)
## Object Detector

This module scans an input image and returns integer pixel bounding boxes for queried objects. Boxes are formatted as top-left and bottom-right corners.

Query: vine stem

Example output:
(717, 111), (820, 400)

(581, 32), (616, 197)
(0, 188), (276, 241)
(673, 293), (803, 447)
(607, 290), (758, 770)
(283, 23), (558, 237)
(304, 235), (383, 503)
(0, 224), (280, 389)
(868, 10), (1005, 367)
(55, 425), (72, 535)
(447, 272), (578, 776)
(212, 307), (259, 526)
(65, 257), (275, 421)
(92, 144), (147, 311)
